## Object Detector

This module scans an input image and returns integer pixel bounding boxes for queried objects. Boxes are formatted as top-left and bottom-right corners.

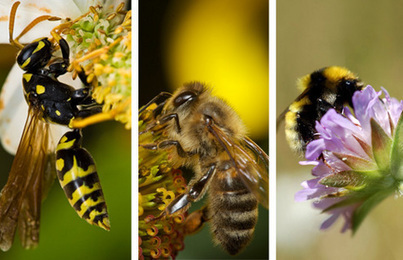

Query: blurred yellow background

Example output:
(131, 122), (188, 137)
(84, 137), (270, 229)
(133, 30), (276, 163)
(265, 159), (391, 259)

(163, 0), (268, 139)
(277, 1), (403, 259)
(140, 0), (268, 259)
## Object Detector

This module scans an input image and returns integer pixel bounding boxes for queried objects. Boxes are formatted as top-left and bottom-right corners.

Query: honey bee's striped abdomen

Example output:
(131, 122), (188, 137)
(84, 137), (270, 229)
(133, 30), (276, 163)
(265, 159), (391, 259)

(209, 170), (258, 255)
(56, 130), (110, 230)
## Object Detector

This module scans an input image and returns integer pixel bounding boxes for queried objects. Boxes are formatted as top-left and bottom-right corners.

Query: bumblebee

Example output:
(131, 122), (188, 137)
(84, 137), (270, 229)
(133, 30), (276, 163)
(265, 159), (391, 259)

(279, 66), (364, 155)
(0, 2), (108, 251)
(140, 82), (268, 255)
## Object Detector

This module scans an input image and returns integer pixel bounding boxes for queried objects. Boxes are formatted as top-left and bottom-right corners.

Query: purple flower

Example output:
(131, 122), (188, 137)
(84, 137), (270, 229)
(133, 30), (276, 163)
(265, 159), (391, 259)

(296, 86), (403, 233)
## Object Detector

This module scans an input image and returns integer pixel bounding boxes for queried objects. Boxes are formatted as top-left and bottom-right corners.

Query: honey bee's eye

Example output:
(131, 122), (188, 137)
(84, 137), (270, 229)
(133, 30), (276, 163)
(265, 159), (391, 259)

(173, 91), (197, 107)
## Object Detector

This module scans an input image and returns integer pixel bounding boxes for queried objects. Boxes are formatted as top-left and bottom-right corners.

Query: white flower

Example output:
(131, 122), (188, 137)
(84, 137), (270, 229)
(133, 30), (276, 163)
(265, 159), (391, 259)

(0, 0), (127, 154)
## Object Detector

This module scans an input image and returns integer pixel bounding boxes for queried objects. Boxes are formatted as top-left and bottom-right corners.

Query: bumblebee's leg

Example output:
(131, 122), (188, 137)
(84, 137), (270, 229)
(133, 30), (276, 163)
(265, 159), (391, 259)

(55, 129), (110, 231)
(162, 164), (217, 216)
(316, 98), (335, 117)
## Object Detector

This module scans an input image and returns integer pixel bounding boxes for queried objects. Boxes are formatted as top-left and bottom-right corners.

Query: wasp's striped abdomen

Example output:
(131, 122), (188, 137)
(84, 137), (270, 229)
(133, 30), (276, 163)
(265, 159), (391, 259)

(209, 165), (258, 255)
(55, 130), (110, 230)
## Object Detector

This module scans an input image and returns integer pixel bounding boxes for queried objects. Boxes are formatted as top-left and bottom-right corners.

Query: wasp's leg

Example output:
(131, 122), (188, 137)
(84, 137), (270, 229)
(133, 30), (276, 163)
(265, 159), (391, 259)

(77, 70), (90, 87)
(162, 164), (217, 216)
(75, 106), (103, 118)
(48, 37), (70, 75)
(55, 129), (110, 230)
(58, 37), (70, 64)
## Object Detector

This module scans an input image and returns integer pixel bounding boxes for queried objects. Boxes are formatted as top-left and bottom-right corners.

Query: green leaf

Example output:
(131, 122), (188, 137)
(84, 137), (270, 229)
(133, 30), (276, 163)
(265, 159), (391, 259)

(390, 111), (403, 180)
(320, 170), (366, 188)
(352, 188), (394, 234)
(333, 152), (377, 171)
(371, 118), (392, 171)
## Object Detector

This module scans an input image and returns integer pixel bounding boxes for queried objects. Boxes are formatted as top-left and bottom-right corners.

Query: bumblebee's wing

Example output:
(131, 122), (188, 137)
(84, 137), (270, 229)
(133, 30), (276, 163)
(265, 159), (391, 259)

(208, 123), (269, 209)
(0, 107), (50, 251)
(276, 86), (311, 130)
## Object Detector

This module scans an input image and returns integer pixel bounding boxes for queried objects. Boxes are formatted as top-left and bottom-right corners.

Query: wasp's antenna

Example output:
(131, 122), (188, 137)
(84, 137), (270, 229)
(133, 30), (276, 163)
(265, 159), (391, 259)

(9, 1), (23, 49)
(9, 1), (61, 50)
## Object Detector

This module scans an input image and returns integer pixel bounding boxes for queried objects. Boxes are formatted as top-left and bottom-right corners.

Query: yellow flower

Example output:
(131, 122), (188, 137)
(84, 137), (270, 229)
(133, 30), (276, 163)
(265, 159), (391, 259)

(139, 104), (188, 259)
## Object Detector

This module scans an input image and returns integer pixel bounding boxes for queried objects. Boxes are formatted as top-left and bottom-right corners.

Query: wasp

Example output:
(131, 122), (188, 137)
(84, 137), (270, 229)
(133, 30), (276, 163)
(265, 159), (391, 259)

(0, 2), (109, 251)
(140, 82), (268, 255)
(278, 66), (364, 155)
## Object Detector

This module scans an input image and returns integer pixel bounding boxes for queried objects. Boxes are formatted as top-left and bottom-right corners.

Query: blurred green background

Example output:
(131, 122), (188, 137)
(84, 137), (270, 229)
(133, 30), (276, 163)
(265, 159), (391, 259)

(0, 44), (131, 258)
(140, 0), (268, 259)
(277, 1), (403, 259)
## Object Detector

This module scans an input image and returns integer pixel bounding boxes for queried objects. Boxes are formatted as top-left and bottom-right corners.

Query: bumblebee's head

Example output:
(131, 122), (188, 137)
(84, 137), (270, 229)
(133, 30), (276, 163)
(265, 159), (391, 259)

(323, 66), (363, 90)
(17, 38), (52, 72)
(319, 66), (364, 107)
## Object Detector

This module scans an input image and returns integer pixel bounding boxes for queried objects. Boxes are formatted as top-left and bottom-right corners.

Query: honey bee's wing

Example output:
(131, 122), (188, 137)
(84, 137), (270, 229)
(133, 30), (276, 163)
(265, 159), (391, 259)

(243, 136), (269, 169)
(0, 107), (50, 251)
(208, 124), (269, 209)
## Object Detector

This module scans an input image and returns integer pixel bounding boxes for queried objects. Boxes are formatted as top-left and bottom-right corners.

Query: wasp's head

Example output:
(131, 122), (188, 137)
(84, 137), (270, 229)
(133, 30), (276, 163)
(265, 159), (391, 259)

(17, 38), (52, 72)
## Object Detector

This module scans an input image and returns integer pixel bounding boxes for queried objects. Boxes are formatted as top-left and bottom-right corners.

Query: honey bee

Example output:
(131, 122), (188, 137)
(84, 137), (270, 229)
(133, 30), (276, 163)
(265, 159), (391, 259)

(140, 82), (268, 255)
(278, 66), (364, 155)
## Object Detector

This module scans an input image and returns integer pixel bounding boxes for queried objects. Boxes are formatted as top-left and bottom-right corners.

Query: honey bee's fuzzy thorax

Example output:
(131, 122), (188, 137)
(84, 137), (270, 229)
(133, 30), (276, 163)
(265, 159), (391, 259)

(139, 81), (268, 256)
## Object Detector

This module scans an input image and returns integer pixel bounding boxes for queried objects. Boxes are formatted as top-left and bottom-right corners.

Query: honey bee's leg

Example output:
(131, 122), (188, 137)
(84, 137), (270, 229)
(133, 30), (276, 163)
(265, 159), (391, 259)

(162, 164), (217, 216)
(139, 113), (181, 135)
(183, 206), (210, 235)
(139, 92), (172, 114)
(141, 140), (194, 158)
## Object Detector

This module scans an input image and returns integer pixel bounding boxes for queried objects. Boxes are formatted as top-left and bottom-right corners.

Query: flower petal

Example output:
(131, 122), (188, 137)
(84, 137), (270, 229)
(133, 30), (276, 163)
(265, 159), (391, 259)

(297, 85), (403, 232)
(0, 64), (83, 154)
(0, 63), (26, 154)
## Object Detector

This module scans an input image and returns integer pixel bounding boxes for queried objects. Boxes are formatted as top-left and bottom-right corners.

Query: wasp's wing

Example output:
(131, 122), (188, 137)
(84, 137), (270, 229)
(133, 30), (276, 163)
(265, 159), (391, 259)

(0, 107), (50, 251)
(208, 124), (269, 209)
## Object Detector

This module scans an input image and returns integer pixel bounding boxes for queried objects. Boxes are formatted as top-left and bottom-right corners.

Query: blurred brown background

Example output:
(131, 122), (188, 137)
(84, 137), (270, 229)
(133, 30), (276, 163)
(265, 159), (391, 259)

(277, 1), (403, 259)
